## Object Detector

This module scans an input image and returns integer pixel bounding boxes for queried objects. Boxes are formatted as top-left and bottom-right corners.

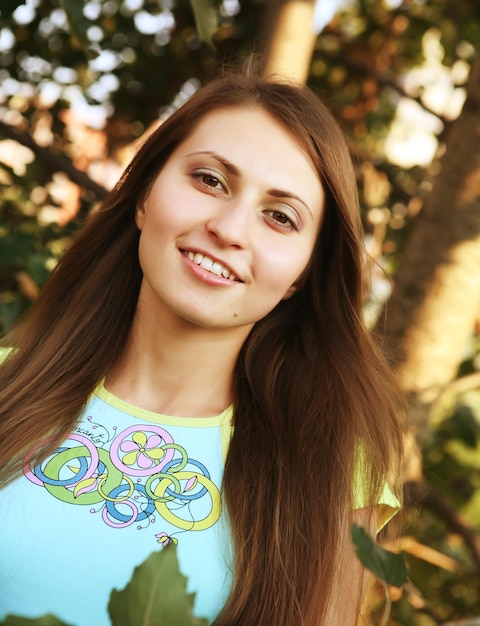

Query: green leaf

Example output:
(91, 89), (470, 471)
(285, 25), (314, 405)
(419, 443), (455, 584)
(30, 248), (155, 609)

(351, 523), (408, 588)
(60, 0), (98, 59)
(108, 546), (210, 626)
(0, 615), (70, 626)
(0, 295), (28, 330)
(189, 0), (218, 50)
(0, 231), (34, 269)
(451, 405), (480, 449)
(26, 254), (51, 287)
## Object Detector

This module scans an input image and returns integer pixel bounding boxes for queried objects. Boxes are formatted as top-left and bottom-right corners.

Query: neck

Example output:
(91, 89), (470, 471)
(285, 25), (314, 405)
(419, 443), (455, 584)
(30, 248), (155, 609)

(105, 307), (250, 418)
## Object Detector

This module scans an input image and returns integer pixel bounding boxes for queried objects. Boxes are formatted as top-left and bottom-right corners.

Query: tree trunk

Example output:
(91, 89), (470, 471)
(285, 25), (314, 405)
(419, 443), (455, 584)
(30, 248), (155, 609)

(259, 0), (317, 83)
(375, 51), (480, 436)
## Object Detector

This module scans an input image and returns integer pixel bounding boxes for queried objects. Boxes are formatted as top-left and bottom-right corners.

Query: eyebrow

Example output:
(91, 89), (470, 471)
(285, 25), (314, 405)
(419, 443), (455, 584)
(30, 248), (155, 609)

(186, 151), (240, 176)
(185, 150), (314, 219)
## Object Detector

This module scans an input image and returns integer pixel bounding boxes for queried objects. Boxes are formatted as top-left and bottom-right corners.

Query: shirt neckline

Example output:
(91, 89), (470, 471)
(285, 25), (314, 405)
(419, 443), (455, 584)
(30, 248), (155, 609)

(93, 381), (233, 428)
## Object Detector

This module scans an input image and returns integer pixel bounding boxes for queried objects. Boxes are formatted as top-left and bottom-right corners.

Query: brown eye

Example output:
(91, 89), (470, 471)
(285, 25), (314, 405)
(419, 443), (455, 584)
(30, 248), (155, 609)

(202, 174), (221, 188)
(264, 208), (298, 231)
(192, 171), (227, 193)
(272, 211), (290, 224)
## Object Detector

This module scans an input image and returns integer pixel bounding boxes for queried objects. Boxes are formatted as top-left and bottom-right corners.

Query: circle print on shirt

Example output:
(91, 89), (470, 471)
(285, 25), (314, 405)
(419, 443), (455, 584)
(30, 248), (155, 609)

(24, 417), (222, 545)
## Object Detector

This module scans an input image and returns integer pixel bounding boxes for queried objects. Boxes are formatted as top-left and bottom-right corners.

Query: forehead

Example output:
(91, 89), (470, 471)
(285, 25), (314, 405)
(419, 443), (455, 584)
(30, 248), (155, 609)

(183, 104), (313, 155)
(170, 106), (320, 185)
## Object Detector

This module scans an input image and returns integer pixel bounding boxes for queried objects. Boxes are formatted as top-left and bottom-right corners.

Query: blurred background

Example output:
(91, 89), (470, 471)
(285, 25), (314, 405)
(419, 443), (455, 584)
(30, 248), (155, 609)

(0, 0), (480, 623)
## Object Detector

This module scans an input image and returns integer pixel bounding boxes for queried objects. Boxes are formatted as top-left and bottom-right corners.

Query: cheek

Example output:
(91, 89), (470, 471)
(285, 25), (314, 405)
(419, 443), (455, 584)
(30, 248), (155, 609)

(141, 198), (179, 236)
(136, 213), (168, 270)
(264, 246), (315, 290)
(143, 182), (201, 234)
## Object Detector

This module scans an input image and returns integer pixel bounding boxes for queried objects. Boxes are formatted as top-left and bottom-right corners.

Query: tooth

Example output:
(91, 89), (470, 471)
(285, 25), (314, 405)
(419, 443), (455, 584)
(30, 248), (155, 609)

(200, 257), (213, 271)
(211, 262), (224, 276)
(187, 251), (239, 281)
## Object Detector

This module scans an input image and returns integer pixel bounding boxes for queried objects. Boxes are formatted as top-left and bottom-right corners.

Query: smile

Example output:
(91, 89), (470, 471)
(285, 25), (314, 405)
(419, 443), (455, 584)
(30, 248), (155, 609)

(182, 251), (241, 282)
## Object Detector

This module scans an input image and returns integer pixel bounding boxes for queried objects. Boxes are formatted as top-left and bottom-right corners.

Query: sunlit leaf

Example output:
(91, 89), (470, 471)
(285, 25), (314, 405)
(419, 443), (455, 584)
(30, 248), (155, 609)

(351, 523), (408, 588)
(189, 0), (218, 50)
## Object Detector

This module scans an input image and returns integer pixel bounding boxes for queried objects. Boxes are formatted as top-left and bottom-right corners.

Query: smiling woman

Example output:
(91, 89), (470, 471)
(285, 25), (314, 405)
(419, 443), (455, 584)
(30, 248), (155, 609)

(0, 63), (404, 626)
(133, 106), (323, 335)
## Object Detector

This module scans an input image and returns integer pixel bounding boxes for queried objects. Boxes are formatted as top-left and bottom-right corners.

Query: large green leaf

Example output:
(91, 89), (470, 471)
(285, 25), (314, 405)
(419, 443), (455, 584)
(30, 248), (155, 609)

(189, 0), (218, 50)
(0, 615), (70, 626)
(60, 0), (97, 59)
(108, 546), (209, 626)
(351, 523), (408, 588)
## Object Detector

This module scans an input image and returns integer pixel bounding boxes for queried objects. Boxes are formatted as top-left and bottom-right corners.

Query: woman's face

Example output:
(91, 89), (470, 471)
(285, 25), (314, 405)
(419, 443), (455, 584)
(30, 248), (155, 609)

(135, 106), (325, 337)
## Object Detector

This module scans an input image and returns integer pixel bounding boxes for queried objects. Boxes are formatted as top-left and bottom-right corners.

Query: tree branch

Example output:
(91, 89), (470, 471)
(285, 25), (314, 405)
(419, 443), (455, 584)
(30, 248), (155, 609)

(406, 480), (480, 576)
(314, 30), (453, 127)
(0, 120), (110, 200)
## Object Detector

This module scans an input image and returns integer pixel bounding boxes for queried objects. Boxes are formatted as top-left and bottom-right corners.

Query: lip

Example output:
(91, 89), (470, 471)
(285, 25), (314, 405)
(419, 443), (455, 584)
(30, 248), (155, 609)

(180, 248), (244, 286)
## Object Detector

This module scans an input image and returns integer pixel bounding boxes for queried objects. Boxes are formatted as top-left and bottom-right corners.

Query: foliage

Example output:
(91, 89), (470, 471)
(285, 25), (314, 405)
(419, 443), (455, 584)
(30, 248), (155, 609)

(352, 523), (409, 626)
(0, 546), (209, 626)
(108, 546), (209, 626)
(1, 0), (478, 332)
(352, 523), (409, 588)
(1, 0), (480, 624)
(398, 381), (480, 623)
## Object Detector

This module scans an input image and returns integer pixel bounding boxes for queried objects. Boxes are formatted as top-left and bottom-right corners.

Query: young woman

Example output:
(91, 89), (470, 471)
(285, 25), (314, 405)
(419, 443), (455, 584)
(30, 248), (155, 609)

(0, 67), (404, 625)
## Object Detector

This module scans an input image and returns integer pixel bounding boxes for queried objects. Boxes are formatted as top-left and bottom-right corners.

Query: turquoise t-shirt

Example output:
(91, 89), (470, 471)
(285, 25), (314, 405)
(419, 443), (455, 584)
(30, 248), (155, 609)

(0, 384), (233, 625)
(0, 371), (399, 625)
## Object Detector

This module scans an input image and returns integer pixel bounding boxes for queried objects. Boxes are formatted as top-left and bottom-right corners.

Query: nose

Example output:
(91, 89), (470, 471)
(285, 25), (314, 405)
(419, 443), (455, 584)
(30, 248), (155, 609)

(206, 199), (253, 248)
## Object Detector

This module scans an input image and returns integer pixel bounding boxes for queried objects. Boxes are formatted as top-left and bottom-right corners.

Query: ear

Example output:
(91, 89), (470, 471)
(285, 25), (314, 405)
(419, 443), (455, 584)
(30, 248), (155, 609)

(135, 199), (146, 230)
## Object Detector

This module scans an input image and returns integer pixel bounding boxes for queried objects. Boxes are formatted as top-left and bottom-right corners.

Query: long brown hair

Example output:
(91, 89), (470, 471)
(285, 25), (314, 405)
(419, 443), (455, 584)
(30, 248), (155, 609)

(0, 67), (404, 624)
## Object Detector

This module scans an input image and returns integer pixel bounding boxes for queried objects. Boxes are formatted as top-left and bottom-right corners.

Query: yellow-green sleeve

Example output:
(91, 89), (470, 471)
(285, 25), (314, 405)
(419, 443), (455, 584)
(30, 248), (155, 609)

(352, 446), (400, 531)
(0, 346), (13, 363)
